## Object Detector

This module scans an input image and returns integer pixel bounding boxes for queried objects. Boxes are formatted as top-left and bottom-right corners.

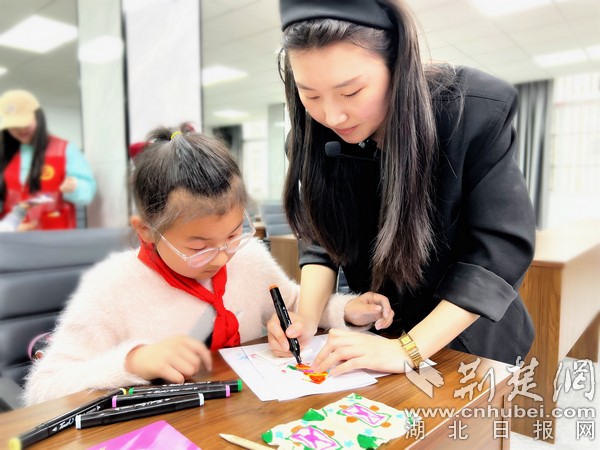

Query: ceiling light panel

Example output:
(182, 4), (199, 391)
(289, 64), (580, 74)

(470, 0), (553, 17)
(534, 49), (588, 67)
(0, 15), (77, 53)
(202, 65), (247, 87)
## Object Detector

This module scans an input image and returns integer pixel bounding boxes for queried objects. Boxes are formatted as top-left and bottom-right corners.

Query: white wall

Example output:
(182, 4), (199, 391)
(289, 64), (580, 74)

(78, 0), (129, 228)
(124, 0), (202, 141)
(44, 105), (83, 149)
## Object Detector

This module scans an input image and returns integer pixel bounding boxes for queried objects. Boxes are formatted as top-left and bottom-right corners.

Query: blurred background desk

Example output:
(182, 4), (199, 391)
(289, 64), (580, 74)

(514, 219), (600, 440)
(269, 234), (301, 283)
(252, 221), (266, 240)
(0, 345), (515, 450)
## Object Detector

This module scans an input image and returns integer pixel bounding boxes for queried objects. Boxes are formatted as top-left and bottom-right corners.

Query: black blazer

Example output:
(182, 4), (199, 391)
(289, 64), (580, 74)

(299, 66), (536, 365)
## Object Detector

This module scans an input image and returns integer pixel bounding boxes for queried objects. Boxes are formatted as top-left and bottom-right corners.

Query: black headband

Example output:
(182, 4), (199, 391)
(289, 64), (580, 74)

(279, 0), (394, 31)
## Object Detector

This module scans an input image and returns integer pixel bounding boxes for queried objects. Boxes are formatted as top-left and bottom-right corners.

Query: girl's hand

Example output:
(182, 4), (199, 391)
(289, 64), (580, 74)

(311, 328), (410, 376)
(17, 221), (37, 232)
(343, 291), (394, 330)
(125, 335), (212, 383)
(267, 311), (317, 357)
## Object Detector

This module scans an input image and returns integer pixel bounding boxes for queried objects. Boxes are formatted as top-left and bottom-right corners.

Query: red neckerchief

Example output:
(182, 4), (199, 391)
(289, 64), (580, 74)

(137, 240), (240, 350)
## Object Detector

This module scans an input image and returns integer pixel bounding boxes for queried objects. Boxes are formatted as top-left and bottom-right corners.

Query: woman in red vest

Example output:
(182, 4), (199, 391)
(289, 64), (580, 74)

(0, 90), (96, 230)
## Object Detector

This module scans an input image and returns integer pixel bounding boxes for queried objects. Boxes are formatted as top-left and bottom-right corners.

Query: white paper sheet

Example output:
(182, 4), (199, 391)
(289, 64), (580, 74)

(219, 334), (379, 401)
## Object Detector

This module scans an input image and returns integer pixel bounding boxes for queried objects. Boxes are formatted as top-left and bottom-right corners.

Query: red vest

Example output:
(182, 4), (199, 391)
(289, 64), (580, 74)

(2, 136), (76, 230)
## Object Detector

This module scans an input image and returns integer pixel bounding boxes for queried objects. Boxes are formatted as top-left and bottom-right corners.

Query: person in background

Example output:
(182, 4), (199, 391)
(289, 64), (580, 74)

(0, 89), (96, 230)
(23, 126), (392, 405)
(0, 201), (29, 232)
(268, 0), (536, 375)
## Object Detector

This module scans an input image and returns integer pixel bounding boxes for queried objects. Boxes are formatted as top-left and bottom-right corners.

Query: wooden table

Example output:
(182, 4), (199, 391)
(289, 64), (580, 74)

(513, 219), (600, 441)
(0, 346), (514, 449)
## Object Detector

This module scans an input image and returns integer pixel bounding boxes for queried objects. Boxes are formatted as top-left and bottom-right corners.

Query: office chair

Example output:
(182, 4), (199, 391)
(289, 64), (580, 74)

(259, 201), (292, 237)
(0, 227), (131, 410)
(258, 201), (293, 252)
(337, 267), (351, 294)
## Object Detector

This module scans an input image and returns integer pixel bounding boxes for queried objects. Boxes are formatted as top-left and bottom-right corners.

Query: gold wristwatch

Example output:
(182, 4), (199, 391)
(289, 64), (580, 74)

(399, 331), (423, 368)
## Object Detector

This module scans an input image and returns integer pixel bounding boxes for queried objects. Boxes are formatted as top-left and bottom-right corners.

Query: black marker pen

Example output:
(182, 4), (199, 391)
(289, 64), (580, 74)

(112, 385), (230, 407)
(8, 389), (124, 449)
(126, 379), (242, 394)
(269, 284), (302, 364)
(75, 393), (204, 429)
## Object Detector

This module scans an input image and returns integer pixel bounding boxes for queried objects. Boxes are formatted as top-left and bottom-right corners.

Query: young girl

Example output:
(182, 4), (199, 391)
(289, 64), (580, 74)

(23, 127), (392, 406)
(269, 0), (536, 375)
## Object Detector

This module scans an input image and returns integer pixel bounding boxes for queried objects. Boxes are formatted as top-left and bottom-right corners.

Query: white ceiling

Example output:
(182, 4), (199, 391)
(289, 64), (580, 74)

(1, 0), (599, 129)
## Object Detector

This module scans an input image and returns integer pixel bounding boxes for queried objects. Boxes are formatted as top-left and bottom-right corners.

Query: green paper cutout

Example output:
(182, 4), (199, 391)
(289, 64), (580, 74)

(261, 429), (273, 443)
(357, 433), (380, 449)
(302, 408), (326, 421)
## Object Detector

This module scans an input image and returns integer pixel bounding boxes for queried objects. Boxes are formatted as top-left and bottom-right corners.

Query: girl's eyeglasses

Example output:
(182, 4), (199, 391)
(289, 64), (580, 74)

(156, 211), (256, 268)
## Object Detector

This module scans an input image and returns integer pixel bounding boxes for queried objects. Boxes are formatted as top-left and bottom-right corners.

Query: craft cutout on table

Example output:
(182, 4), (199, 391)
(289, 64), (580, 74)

(261, 393), (419, 449)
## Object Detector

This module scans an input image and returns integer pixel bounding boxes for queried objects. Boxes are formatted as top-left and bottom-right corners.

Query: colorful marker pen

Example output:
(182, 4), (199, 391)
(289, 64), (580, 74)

(112, 385), (230, 407)
(126, 379), (242, 394)
(8, 389), (124, 450)
(75, 393), (204, 429)
(269, 284), (302, 364)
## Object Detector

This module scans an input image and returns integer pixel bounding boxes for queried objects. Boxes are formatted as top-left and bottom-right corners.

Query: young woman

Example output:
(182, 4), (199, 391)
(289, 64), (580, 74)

(0, 89), (96, 230)
(268, 0), (536, 375)
(23, 127), (391, 405)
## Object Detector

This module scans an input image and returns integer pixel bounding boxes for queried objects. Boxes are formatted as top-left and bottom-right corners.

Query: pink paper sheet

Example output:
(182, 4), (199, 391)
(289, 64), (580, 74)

(87, 420), (200, 450)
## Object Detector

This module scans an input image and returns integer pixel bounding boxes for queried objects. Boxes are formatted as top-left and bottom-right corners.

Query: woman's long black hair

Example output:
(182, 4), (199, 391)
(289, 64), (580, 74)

(280, 0), (458, 291)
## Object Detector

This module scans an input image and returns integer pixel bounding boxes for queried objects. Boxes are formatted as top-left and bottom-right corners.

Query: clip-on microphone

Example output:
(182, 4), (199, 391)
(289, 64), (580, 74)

(325, 140), (381, 161)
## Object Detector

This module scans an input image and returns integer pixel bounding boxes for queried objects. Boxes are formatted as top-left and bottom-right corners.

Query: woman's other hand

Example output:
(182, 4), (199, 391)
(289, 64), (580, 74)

(311, 329), (409, 376)
(125, 335), (212, 383)
(344, 291), (394, 330)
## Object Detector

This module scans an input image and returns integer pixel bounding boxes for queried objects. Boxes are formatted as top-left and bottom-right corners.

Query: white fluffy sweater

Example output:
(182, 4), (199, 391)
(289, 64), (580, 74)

(24, 239), (357, 405)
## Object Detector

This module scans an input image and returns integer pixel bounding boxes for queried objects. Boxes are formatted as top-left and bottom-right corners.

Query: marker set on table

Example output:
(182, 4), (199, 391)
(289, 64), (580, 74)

(9, 379), (242, 450)
(76, 379), (241, 429)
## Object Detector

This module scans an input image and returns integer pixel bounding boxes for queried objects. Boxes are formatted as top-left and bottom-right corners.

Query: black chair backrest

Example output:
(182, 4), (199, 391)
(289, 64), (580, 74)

(0, 227), (132, 388)
(259, 201), (292, 237)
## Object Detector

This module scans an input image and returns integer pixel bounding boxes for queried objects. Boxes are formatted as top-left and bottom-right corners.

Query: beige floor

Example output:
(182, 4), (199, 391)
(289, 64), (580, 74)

(511, 357), (598, 449)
